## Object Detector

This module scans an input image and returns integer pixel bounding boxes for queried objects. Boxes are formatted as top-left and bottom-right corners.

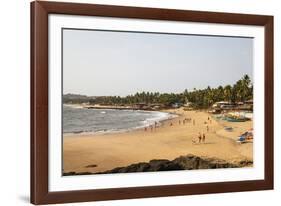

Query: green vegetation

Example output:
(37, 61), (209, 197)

(186, 74), (253, 108)
(63, 74), (253, 109)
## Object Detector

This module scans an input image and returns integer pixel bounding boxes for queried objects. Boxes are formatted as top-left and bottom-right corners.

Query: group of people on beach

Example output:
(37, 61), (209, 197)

(144, 121), (160, 132)
(144, 115), (195, 132)
(191, 132), (207, 144)
(191, 116), (213, 144)
(198, 132), (206, 143)
(144, 115), (213, 144)
(178, 118), (192, 125)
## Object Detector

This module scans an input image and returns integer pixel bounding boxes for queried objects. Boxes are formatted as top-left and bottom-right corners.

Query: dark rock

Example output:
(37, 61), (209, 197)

(63, 172), (76, 176)
(85, 164), (97, 168)
(63, 171), (92, 176)
(98, 154), (252, 174)
(64, 154), (253, 176)
(237, 159), (253, 167)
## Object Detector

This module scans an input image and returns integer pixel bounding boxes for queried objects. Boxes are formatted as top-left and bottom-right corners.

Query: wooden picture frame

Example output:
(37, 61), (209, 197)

(31, 1), (274, 204)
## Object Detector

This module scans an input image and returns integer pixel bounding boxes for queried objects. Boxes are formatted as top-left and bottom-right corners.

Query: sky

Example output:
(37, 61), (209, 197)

(63, 29), (253, 97)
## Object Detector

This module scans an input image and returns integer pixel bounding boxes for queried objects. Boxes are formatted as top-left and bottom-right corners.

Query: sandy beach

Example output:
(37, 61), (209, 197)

(63, 108), (253, 173)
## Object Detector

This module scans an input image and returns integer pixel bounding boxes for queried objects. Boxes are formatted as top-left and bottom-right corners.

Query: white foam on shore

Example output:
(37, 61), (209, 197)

(141, 111), (178, 127)
(64, 104), (84, 109)
(63, 110), (178, 137)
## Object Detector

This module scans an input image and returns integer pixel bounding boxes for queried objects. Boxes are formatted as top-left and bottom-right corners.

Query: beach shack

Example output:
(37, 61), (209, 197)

(244, 99), (253, 111)
(211, 101), (234, 111)
(150, 103), (164, 110)
(212, 101), (229, 108)
(183, 102), (193, 111)
(171, 102), (182, 108)
(183, 102), (191, 107)
(236, 99), (253, 111)
(134, 103), (148, 110)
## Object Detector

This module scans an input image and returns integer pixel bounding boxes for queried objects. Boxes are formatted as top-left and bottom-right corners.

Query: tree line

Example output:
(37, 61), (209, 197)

(64, 74), (253, 109)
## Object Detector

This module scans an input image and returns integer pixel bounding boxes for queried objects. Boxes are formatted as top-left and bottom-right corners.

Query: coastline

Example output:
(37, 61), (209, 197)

(63, 108), (253, 174)
(64, 103), (164, 111)
(63, 105), (178, 136)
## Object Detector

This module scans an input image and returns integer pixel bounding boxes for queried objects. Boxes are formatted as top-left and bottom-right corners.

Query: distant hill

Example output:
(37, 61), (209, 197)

(63, 93), (94, 103)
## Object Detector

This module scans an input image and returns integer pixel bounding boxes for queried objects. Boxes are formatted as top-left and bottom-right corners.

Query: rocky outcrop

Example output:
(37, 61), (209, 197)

(63, 154), (253, 176)
(98, 155), (253, 174)
(63, 171), (92, 176)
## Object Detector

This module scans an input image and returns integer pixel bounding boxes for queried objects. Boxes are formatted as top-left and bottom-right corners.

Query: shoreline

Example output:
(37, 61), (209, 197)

(63, 108), (253, 174)
(64, 103), (167, 111)
(63, 107), (179, 136)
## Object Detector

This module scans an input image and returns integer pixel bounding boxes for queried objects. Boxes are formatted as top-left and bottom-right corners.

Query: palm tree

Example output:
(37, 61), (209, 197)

(241, 74), (251, 101)
(223, 85), (232, 102)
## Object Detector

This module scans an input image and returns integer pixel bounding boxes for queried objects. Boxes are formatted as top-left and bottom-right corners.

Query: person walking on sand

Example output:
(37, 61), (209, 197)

(192, 138), (197, 144)
(206, 125), (209, 132)
(202, 133), (206, 143)
(198, 132), (202, 143)
(193, 119), (195, 126)
(179, 120), (181, 125)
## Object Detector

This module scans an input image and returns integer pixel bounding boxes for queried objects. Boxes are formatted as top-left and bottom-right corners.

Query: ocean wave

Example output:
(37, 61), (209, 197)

(141, 112), (177, 127)
(63, 108), (178, 136)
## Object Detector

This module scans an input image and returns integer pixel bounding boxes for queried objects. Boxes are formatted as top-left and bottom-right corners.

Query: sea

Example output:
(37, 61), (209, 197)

(63, 105), (176, 135)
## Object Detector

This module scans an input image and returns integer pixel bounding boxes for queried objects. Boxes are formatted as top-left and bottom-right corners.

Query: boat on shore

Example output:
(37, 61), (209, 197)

(237, 129), (253, 143)
(225, 112), (251, 122)
(224, 116), (250, 122)
(213, 111), (252, 122)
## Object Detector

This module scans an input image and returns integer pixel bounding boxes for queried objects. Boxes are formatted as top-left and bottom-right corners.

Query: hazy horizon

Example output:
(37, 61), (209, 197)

(63, 29), (253, 97)
(63, 72), (251, 97)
